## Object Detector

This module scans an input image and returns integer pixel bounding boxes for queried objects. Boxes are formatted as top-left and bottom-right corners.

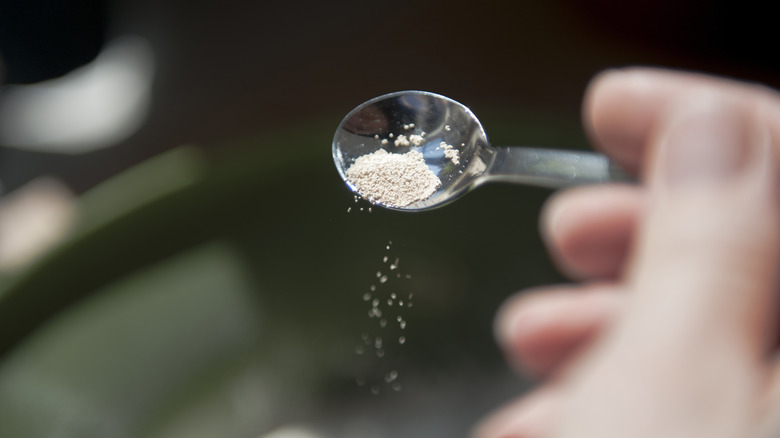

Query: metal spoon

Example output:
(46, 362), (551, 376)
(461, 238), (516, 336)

(332, 91), (631, 212)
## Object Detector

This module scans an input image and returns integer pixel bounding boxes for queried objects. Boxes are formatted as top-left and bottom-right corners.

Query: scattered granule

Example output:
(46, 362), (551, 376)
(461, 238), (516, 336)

(409, 134), (424, 146)
(439, 141), (460, 165)
(394, 135), (411, 147)
(444, 125), (451, 131)
(445, 149), (460, 165)
(345, 149), (441, 207)
(381, 139), (389, 145)
(389, 133), (394, 138)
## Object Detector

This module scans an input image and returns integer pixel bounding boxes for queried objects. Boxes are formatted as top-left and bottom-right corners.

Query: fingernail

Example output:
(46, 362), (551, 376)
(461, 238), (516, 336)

(661, 96), (749, 185)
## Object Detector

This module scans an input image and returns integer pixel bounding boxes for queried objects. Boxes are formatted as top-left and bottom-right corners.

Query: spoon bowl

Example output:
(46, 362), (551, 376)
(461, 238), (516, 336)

(332, 91), (630, 211)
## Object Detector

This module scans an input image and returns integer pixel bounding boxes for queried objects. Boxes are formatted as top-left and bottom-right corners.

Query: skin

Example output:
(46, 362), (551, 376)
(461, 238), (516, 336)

(473, 67), (780, 438)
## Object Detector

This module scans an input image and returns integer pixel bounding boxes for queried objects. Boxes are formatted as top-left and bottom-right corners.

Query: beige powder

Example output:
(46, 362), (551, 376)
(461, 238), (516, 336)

(345, 149), (441, 207)
(394, 135), (411, 147)
(437, 141), (460, 165)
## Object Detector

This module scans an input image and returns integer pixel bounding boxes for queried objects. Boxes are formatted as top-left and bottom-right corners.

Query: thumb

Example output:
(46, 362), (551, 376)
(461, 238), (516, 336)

(622, 93), (780, 359)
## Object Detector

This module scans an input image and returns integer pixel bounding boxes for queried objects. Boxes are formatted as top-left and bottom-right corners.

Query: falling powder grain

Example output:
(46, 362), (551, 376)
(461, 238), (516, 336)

(385, 370), (399, 383)
(345, 149), (441, 207)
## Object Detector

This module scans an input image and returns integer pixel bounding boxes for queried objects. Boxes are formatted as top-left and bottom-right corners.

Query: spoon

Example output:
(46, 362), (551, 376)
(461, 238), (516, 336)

(332, 91), (632, 211)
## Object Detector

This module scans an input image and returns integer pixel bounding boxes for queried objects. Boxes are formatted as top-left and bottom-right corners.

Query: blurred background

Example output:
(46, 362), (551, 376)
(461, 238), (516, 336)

(0, 0), (777, 437)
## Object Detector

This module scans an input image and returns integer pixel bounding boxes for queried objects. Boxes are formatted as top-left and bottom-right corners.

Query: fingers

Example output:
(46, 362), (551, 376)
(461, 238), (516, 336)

(496, 284), (623, 377)
(583, 68), (780, 356)
(617, 93), (780, 361)
(472, 386), (561, 438)
(547, 91), (780, 438)
(584, 67), (780, 175)
(542, 184), (643, 280)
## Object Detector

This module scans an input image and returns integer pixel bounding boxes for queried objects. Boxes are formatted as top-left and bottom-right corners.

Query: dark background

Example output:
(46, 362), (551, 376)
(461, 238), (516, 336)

(0, 1), (778, 437)
(1, 0), (778, 194)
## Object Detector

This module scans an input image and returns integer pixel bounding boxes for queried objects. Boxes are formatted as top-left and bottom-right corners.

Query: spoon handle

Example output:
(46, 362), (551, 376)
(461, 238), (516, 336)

(481, 146), (633, 188)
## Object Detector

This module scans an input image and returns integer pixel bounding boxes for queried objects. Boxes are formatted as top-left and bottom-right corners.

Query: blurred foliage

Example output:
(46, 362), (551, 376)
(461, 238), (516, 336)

(0, 108), (579, 437)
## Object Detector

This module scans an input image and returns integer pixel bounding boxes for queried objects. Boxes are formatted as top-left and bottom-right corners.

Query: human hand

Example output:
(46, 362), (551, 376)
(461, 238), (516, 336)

(474, 68), (780, 438)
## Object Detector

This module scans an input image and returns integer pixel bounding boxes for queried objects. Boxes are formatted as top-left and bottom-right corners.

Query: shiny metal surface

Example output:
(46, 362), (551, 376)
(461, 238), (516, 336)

(332, 91), (632, 211)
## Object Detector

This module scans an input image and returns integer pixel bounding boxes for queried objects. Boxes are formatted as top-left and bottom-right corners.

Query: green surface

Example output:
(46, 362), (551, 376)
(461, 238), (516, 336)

(0, 111), (581, 437)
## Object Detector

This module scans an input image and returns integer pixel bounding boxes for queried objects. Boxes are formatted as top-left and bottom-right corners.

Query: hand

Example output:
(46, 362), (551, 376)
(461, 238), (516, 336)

(474, 68), (780, 438)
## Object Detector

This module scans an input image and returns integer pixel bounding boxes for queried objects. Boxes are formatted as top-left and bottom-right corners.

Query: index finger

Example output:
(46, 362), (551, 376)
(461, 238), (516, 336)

(583, 67), (780, 175)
